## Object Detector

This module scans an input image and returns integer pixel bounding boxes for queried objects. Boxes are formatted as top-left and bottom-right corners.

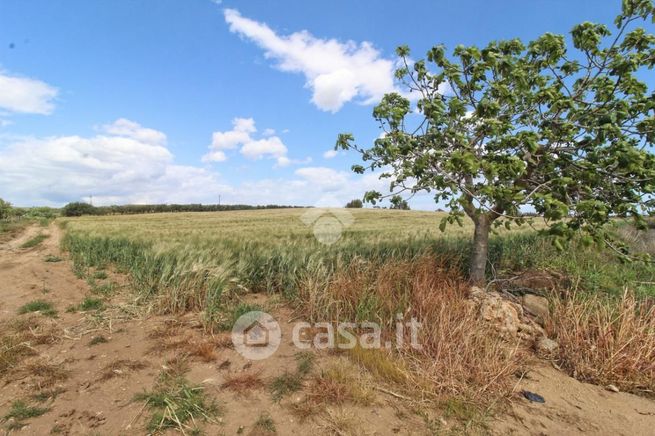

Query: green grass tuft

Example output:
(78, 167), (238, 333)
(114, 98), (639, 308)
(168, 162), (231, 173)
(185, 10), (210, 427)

(254, 412), (276, 433)
(134, 372), (220, 433)
(20, 233), (48, 249)
(4, 400), (49, 421)
(78, 297), (104, 311)
(270, 352), (315, 401)
(17, 300), (57, 317)
(88, 335), (108, 346)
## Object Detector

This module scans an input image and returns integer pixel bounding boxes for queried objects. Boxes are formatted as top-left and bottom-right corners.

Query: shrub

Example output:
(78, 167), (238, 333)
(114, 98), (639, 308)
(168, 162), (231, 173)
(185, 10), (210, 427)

(345, 199), (363, 208)
(61, 202), (97, 217)
(0, 198), (11, 220)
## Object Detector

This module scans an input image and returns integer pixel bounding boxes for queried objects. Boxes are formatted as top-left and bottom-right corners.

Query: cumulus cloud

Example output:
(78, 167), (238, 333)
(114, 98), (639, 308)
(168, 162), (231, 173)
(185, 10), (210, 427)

(0, 71), (58, 115)
(224, 9), (397, 112)
(323, 149), (338, 159)
(100, 118), (167, 146)
(0, 119), (395, 208)
(0, 119), (232, 206)
(203, 117), (304, 167)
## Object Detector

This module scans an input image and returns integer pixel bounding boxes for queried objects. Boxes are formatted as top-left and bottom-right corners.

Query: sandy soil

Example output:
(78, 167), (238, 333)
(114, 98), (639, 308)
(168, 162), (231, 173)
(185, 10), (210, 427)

(0, 223), (653, 435)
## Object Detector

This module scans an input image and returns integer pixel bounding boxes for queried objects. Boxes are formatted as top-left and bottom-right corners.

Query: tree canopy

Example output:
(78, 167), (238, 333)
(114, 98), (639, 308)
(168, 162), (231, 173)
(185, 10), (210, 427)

(345, 199), (364, 208)
(337, 0), (655, 283)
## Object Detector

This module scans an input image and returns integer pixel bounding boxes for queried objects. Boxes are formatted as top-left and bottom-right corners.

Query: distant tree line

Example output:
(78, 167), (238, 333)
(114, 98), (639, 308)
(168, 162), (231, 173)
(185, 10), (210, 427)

(60, 202), (305, 217)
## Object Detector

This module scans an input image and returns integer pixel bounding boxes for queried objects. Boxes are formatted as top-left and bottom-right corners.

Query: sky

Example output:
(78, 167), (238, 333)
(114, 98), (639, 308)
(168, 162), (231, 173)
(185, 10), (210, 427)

(0, 0), (647, 208)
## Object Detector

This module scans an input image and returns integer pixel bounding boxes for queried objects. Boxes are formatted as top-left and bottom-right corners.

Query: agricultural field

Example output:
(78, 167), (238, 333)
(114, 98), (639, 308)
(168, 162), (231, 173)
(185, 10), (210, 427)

(0, 209), (654, 434)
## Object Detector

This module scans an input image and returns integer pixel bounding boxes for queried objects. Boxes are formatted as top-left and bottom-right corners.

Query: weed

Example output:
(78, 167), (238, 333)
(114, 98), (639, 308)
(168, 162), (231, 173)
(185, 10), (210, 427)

(78, 297), (104, 312)
(295, 351), (315, 376)
(18, 300), (57, 318)
(44, 255), (62, 263)
(222, 371), (265, 393)
(91, 282), (117, 296)
(93, 270), (108, 280)
(88, 335), (108, 346)
(4, 400), (49, 420)
(100, 359), (148, 381)
(21, 233), (48, 249)
(23, 361), (70, 388)
(311, 359), (374, 406)
(253, 412), (276, 433)
(270, 372), (302, 401)
(134, 370), (219, 433)
(31, 387), (66, 403)
(219, 303), (262, 331)
(270, 352), (315, 401)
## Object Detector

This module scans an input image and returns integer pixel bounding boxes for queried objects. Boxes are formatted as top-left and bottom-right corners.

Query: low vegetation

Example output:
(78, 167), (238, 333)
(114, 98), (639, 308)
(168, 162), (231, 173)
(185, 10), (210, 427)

(0, 317), (58, 375)
(550, 290), (655, 395)
(20, 233), (48, 249)
(253, 412), (276, 434)
(270, 352), (315, 401)
(3, 400), (49, 430)
(18, 300), (57, 318)
(134, 365), (220, 433)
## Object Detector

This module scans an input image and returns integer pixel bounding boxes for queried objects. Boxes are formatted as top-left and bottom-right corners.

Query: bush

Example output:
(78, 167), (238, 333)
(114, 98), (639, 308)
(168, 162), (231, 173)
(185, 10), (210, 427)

(345, 199), (363, 208)
(0, 198), (11, 220)
(62, 202), (97, 217)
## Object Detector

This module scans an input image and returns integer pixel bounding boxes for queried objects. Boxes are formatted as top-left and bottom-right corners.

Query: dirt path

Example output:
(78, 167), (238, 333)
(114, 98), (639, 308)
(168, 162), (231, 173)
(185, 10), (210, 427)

(0, 224), (654, 435)
(491, 364), (655, 435)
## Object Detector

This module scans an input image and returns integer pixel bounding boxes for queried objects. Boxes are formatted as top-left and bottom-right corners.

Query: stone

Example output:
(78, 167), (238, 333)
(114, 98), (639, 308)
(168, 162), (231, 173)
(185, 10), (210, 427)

(606, 384), (620, 393)
(477, 291), (522, 336)
(522, 294), (550, 324)
(535, 336), (559, 356)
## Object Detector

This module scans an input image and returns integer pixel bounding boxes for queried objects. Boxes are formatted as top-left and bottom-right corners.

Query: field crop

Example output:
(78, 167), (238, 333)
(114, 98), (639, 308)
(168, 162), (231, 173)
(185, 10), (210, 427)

(61, 209), (654, 307)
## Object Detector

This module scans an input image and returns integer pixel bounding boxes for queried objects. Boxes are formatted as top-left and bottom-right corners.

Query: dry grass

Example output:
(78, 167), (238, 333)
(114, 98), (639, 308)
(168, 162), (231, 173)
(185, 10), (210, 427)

(293, 358), (374, 420)
(162, 354), (190, 379)
(319, 407), (365, 436)
(550, 289), (655, 395)
(222, 371), (265, 393)
(22, 360), (70, 389)
(0, 316), (58, 376)
(147, 322), (222, 362)
(99, 359), (148, 381)
(305, 256), (524, 408)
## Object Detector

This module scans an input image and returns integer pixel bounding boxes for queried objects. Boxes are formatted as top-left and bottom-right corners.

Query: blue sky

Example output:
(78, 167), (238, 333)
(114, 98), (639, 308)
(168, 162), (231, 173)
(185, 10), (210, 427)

(0, 0), (646, 208)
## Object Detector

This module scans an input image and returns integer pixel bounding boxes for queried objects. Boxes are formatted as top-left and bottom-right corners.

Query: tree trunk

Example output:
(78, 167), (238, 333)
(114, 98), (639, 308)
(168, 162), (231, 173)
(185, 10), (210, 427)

(470, 215), (490, 285)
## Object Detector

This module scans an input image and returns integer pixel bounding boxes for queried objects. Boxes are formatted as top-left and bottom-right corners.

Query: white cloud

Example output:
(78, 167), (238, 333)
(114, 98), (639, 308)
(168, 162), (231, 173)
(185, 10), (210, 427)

(0, 120), (415, 209)
(323, 149), (338, 159)
(240, 136), (287, 160)
(224, 9), (396, 112)
(203, 117), (307, 166)
(100, 118), (167, 146)
(0, 71), (58, 115)
(0, 119), (231, 206)
(205, 117), (255, 154)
